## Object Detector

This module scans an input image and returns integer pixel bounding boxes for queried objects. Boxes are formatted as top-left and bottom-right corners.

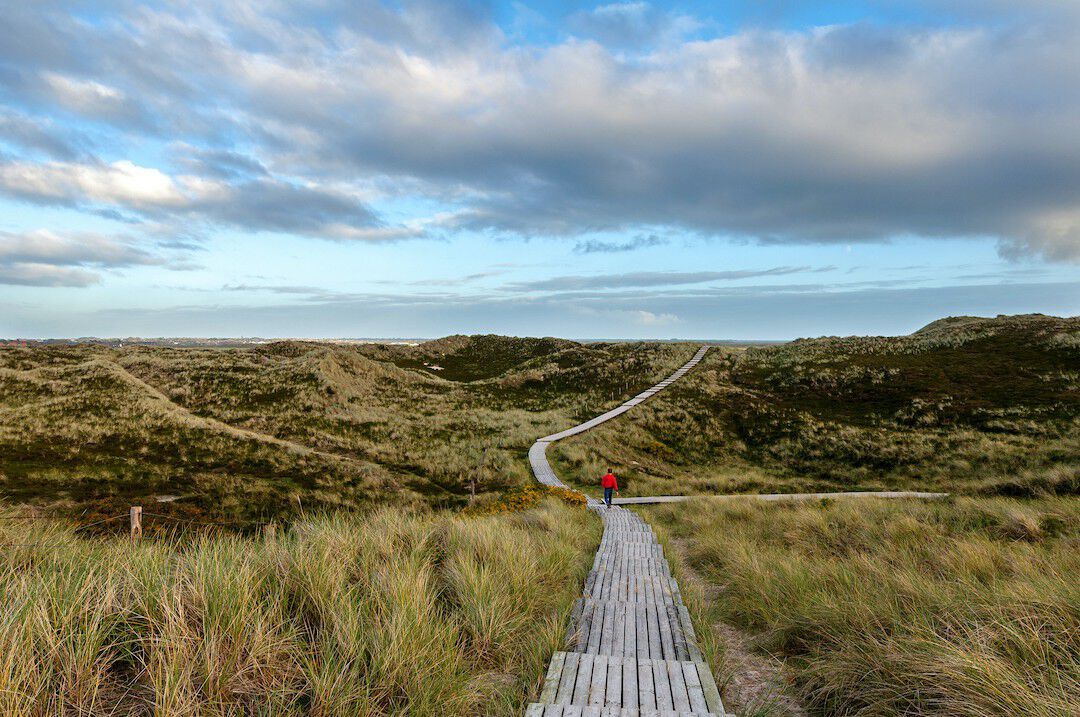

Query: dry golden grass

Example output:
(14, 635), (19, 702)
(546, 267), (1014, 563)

(646, 496), (1080, 717)
(0, 499), (599, 716)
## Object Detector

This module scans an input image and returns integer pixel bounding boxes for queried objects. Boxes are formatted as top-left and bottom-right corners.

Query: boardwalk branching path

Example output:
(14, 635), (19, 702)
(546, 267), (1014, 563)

(527, 347), (734, 716)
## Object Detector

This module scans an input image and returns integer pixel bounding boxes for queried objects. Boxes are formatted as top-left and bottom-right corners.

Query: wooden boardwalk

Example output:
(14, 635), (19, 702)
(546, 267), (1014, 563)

(527, 347), (733, 716)
(612, 491), (949, 505)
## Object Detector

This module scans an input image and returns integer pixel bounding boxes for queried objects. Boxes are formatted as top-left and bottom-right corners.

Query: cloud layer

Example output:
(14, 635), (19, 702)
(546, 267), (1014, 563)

(0, 1), (1078, 262)
(0, 229), (178, 286)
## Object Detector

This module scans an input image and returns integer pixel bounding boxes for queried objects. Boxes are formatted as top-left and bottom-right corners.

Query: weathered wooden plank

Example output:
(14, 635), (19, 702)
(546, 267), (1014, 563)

(539, 651), (565, 703)
(605, 653), (622, 708)
(656, 599), (676, 659)
(588, 655), (608, 707)
(645, 601), (662, 660)
(696, 660), (725, 716)
(637, 656), (656, 711)
(573, 654), (594, 705)
(677, 605), (704, 663)
(525, 702), (545, 717)
(612, 601), (626, 658)
(668, 659), (692, 713)
(661, 575), (673, 604)
(667, 604), (688, 662)
(602, 600), (618, 655)
(587, 601), (604, 654)
(576, 600), (594, 652)
(623, 602), (635, 658)
(556, 652), (579, 705)
(566, 599), (585, 650)
(682, 661), (709, 713)
(622, 656), (638, 711)
(635, 603), (649, 660)
(651, 659), (674, 712)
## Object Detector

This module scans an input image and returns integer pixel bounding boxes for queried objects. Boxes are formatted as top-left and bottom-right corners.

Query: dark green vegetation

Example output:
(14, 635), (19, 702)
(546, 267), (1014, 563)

(0, 337), (693, 523)
(553, 314), (1079, 498)
(646, 497), (1080, 717)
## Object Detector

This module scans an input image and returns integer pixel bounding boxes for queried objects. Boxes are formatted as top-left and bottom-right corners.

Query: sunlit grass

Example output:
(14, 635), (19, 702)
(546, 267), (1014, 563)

(0, 500), (599, 716)
(646, 496), (1080, 717)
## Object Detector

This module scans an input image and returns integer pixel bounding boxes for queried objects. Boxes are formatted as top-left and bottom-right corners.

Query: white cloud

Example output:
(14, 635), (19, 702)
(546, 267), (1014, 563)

(0, 159), (187, 207)
(0, 229), (179, 287)
(0, 159), (386, 240)
(43, 72), (124, 105)
(0, 263), (100, 287)
(634, 310), (681, 326)
(0, 229), (160, 267)
(41, 72), (145, 125)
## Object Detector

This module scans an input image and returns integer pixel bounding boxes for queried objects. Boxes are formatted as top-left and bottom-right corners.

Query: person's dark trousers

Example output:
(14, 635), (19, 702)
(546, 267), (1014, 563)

(604, 487), (614, 507)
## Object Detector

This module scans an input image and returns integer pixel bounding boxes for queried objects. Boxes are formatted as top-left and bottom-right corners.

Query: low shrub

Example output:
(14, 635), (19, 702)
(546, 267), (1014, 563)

(461, 484), (588, 517)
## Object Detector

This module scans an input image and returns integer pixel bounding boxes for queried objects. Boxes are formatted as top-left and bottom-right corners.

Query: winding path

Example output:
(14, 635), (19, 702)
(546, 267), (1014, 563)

(527, 346), (733, 716)
(613, 491), (949, 505)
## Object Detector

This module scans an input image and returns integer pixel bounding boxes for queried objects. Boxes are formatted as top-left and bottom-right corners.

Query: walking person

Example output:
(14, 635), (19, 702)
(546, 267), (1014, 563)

(601, 468), (618, 508)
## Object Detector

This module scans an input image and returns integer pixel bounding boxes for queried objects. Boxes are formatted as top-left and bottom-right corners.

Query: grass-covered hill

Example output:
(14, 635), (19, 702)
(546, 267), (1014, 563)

(553, 314), (1080, 498)
(3, 315), (1077, 522)
(379, 334), (580, 382)
(0, 337), (694, 523)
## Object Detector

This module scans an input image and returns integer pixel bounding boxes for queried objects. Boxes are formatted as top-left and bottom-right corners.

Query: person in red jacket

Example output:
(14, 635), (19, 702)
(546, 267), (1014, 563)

(601, 468), (618, 508)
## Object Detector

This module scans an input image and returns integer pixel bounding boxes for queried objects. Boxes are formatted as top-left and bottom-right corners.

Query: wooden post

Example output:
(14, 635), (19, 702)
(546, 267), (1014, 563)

(129, 506), (142, 540)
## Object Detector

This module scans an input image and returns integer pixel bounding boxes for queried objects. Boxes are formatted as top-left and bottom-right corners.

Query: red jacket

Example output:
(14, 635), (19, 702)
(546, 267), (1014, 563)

(601, 473), (618, 490)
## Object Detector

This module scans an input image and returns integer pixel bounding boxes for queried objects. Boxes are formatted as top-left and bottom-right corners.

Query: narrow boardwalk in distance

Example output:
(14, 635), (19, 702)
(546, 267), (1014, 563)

(527, 347), (733, 716)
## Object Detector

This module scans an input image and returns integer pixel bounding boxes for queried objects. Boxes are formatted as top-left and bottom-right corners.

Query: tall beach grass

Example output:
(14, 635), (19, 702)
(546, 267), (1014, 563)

(646, 497), (1080, 717)
(0, 499), (599, 716)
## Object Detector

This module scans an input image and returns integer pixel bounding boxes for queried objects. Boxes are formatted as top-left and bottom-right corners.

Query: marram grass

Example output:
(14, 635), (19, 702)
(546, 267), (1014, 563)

(646, 496), (1080, 717)
(0, 499), (599, 716)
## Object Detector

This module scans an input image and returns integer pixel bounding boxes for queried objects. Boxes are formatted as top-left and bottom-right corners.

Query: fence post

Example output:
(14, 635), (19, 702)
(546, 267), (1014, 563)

(129, 506), (142, 540)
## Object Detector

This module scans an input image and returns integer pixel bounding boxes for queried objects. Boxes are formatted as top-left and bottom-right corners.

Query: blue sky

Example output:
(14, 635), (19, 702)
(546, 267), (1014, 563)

(1, 1), (1078, 339)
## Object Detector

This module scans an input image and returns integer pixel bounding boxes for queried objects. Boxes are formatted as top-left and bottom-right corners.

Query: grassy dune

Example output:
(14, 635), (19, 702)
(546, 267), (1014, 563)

(0, 499), (598, 716)
(0, 337), (695, 520)
(3, 318), (1078, 716)
(552, 314), (1079, 499)
(645, 497), (1080, 717)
